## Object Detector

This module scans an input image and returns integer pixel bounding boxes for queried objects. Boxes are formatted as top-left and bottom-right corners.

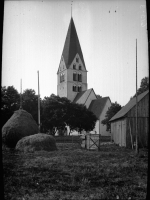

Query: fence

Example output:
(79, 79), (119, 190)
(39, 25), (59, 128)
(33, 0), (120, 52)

(54, 135), (111, 150)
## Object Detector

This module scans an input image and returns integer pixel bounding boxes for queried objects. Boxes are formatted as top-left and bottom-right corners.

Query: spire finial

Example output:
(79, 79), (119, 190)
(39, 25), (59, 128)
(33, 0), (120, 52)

(71, 1), (73, 17)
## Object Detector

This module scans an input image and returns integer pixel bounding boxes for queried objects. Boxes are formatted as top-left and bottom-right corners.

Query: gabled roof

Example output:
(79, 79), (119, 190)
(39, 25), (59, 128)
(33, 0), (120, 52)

(110, 90), (149, 122)
(88, 97), (110, 118)
(73, 88), (95, 105)
(61, 17), (86, 69)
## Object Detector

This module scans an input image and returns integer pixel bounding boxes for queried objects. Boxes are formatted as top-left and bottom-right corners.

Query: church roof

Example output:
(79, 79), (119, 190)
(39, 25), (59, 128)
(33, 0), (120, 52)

(62, 17), (86, 69)
(73, 88), (95, 105)
(88, 97), (110, 118)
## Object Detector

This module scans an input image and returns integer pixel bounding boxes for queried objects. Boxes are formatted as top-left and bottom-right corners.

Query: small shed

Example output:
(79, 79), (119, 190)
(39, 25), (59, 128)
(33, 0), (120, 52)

(109, 90), (149, 148)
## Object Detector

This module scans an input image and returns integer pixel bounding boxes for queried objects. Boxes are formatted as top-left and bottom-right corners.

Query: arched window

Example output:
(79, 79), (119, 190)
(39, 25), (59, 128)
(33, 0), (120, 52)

(78, 73), (82, 82)
(73, 64), (76, 69)
(79, 65), (82, 70)
(60, 73), (65, 82)
(62, 73), (65, 81)
(76, 57), (79, 63)
(73, 72), (77, 81)
(78, 85), (82, 92)
(60, 73), (62, 82)
(73, 85), (77, 92)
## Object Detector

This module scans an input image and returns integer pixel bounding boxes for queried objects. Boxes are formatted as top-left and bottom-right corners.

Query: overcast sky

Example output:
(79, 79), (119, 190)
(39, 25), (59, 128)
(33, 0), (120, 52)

(2, 0), (148, 106)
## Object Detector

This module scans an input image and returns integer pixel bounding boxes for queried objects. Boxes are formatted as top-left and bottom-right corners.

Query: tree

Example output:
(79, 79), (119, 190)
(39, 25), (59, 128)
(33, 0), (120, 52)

(41, 94), (97, 135)
(101, 102), (122, 132)
(22, 89), (39, 124)
(1, 86), (20, 128)
(66, 103), (97, 135)
(41, 94), (70, 135)
(133, 77), (149, 98)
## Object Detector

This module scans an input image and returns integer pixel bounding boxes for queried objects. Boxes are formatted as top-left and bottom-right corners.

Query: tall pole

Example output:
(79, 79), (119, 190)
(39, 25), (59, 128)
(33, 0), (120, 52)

(71, 1), (73, 17)
(20, 79), (22, 109)
(135, 39), (139, 154)
(37, 71), (40, 132)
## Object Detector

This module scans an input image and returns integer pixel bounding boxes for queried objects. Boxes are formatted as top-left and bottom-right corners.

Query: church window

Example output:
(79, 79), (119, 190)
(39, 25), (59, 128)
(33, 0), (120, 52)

(78, 85), (82, 92)
(78, 73), (82, 82)
(73, 64), (76, 69)
(73, 72), (77, 81)
(79, 65), (82, 70)
(62, 73), (65, 81)
(76, 57), (79, 63)
(73, 85), (77, 92)
(60, 73), (65, 82)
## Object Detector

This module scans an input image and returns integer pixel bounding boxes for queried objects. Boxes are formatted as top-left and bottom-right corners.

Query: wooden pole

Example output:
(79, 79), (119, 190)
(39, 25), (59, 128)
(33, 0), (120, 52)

(20, 79), (22, 109)
(135, 39), (139, 154)
(37, 71), (40, 132)
(71, 1), (73, 17)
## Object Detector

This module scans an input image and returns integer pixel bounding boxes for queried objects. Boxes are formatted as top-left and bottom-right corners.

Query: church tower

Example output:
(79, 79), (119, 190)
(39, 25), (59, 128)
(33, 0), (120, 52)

(57, 17), (88, 102)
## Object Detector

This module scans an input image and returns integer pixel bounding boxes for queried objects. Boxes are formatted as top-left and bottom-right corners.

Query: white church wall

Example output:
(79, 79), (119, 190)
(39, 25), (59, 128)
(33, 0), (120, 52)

(99, 99), (111, 136)
(84, 90), (97, 108)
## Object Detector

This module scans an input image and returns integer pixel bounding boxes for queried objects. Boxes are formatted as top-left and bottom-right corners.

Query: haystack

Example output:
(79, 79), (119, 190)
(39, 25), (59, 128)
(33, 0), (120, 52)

(15, 133), (57, 152)
(2, 109), (39, 148)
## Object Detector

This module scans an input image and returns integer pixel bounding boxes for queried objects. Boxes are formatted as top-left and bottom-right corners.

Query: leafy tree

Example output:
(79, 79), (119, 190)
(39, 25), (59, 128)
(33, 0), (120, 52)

(68, 103), (97, 134)
(41, 94), (70, 135)
(1, 86), (20, 128)
(133, 77), (149, 98)
(96, 94), (102, 99)
(22, 89), (39, 124)
(41, 94), (97, 135)
(101, 102), (122, 132)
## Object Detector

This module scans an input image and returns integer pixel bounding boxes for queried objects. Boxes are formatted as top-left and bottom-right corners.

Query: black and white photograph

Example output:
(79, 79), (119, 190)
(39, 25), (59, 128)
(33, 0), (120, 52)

(2, 0), (149, 199)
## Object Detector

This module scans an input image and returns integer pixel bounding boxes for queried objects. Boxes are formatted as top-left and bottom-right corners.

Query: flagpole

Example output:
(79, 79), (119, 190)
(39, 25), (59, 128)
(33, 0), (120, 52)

(37, 71), (40, 132)
(135, 39), (139, 154)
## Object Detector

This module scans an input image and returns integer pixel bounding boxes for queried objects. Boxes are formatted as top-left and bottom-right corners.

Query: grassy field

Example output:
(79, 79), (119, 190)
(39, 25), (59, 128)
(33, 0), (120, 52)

(3, 143), (148, 200)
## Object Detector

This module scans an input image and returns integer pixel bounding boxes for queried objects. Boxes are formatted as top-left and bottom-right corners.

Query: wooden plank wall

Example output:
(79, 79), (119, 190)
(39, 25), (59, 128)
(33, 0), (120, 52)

(126, 93), (149, 148)
(126, 117), (149, 148)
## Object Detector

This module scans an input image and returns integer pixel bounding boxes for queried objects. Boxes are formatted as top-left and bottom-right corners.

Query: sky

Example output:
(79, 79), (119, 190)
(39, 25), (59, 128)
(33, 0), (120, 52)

(2, 0), (148, 106)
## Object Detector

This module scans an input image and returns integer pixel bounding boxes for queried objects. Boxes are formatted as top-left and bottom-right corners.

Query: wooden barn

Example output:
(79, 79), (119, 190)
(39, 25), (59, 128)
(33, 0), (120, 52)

(109, 90), (149, 148)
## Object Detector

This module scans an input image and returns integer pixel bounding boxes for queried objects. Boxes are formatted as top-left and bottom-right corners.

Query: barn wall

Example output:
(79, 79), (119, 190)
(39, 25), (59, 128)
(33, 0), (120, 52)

(127, 94), (149, 117)
(126, 93), (149, 148)
(126, 117), (149, 148)
(111, 119), (126, 146)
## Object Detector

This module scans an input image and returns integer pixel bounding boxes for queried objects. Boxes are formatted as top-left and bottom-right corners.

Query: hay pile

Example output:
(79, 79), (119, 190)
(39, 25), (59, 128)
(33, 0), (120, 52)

(15, 133), (57, 152)
(2, 109), (39, 148)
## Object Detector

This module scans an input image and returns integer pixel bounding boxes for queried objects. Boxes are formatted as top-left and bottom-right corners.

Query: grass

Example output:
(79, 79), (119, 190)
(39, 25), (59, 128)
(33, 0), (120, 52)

(2, 143), (148, 200)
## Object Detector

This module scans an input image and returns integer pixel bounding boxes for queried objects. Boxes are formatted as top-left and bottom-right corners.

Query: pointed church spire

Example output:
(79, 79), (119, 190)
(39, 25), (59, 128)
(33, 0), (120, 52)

(61, 17), (86, 69)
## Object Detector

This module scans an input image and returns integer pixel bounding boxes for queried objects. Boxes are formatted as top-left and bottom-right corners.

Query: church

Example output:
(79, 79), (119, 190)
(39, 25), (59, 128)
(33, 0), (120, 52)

(57, 17), (111, 136)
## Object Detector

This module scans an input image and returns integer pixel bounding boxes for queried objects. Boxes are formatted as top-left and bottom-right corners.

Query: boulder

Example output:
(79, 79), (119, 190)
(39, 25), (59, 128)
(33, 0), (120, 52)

(2, 109), (39, 148)
(15, 133), (57, 152)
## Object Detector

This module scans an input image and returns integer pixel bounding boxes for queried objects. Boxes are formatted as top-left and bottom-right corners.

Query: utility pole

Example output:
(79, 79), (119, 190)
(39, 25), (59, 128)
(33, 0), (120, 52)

(37, 71), (40, 132)
(135, 39), (139, 154)
(20, 79), (22, 109)
(71, 1), (73, 17)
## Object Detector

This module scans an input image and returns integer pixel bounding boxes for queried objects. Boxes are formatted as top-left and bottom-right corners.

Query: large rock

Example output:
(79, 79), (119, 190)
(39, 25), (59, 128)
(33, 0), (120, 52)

(16, 133), (57, 152)
(2, 109), (39, 148)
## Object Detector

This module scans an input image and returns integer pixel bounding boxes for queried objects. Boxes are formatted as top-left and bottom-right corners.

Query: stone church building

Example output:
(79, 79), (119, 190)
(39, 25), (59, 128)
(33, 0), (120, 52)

(57, 17), (111, 136)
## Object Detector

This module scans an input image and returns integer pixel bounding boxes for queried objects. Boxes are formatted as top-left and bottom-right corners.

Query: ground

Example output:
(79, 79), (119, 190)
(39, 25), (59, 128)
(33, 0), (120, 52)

(2, 142), (148, 200)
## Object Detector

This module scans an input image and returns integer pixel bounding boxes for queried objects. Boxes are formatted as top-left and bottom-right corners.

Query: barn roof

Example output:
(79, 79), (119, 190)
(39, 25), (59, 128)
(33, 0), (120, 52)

(73, 88), (95, 105)
(61, 17), (86, 69)
(88, 97), (110, 118)
(109, 90), (149, 122)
